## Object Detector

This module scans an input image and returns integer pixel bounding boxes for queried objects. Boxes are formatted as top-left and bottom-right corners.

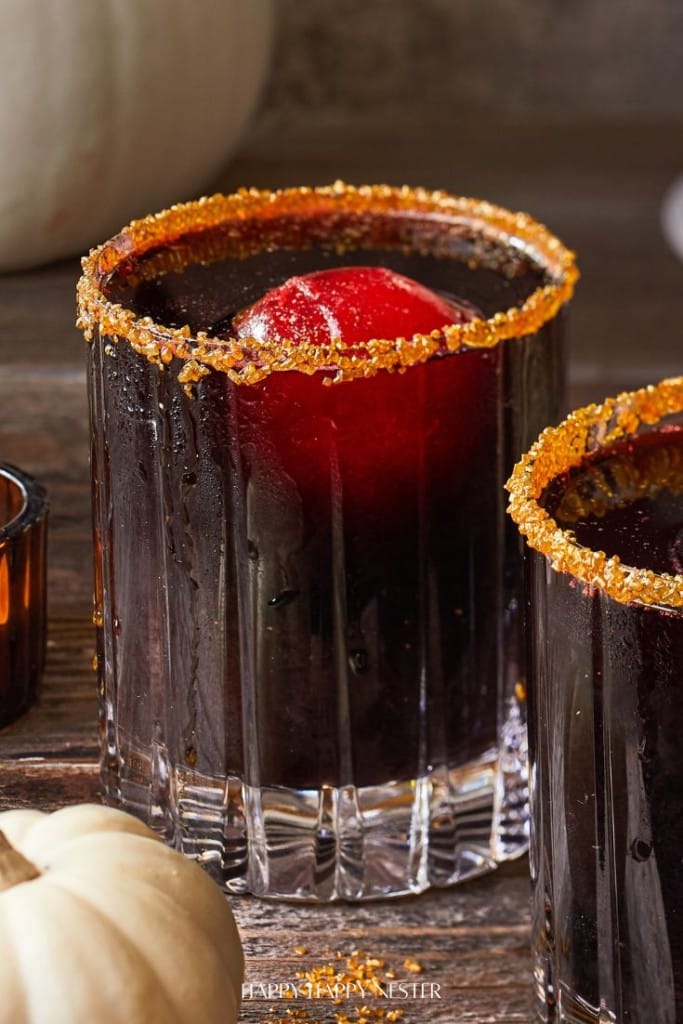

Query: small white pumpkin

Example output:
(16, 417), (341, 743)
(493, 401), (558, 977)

(0, 804), (243, 1024)
(0, 0), (273, 271)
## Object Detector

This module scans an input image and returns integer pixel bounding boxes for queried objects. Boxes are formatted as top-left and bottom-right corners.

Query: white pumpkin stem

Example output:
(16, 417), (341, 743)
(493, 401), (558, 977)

(0, 830), (41, 891)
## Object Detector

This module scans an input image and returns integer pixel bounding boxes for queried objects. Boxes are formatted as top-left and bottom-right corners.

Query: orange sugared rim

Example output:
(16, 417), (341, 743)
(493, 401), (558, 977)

(77, 182), (578, 387)
(506, 376), (683, 608)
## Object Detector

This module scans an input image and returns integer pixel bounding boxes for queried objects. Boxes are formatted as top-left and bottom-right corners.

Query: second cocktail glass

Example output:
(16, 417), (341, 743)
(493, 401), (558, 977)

(508, 377), (683, 1022)
(78, 184), (577, 899)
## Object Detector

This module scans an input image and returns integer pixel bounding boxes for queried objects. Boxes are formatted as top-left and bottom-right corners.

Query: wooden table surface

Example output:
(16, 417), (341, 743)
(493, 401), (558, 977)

(1, 115), (681, 1023)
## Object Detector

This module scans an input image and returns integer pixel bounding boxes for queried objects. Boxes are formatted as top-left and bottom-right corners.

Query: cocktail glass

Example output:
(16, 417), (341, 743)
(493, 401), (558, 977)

(78, 183), (577, 899)
(507, 376), (683, 1022)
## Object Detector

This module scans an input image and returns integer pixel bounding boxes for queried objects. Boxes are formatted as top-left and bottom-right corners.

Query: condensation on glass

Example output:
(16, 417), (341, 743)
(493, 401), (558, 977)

(79, 185), (576, 899)
(508, 376), (683, 1022)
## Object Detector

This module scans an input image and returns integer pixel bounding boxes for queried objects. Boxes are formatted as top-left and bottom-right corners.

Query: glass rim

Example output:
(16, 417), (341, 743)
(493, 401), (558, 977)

(76, 181), (578, 387)
(0, 462), (48, 542)
(506, 376), (683, 609)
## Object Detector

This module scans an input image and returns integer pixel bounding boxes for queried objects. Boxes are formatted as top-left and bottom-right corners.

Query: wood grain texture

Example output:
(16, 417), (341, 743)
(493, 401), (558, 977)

(234, 864), (533, 1023)
(264, 2), (683, 120)
(0, 370), (91, 615)
(0, 114), (680, 1022)
(0, 618), (97, 759)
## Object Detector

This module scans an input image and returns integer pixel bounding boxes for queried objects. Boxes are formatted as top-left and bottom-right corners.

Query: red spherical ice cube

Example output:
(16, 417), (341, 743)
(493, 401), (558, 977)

(232, 265), (474, 345)
(230, 264), (488, 505)
(229, 265), (489, 521)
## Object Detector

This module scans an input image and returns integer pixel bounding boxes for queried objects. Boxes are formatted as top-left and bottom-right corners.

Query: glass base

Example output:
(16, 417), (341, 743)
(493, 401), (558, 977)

(102, 733), (528, 900)
(533, 984), (617, 1024)
(533, 952), (618, 1024)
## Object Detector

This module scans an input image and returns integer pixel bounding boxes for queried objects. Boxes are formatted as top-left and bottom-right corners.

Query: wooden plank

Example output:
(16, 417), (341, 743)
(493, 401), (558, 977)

(0, 617), (97, 759)
(233, 860), (533, 1024)
(0, 371), (92, 616)
(0, 761), (100, 810)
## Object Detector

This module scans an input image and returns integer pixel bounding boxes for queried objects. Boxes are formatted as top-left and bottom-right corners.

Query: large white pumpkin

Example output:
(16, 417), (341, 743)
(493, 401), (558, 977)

(0, 0), (273, 271)
(0, 804), (243, 1024)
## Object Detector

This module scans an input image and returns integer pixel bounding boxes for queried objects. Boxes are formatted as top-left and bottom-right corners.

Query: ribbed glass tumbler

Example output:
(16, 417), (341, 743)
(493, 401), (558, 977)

(508, 376), (683, 1022)
(78, 184), (576, 899)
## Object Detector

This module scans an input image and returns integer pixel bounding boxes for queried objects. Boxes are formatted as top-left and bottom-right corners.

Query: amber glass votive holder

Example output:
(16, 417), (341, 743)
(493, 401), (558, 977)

(0, 463), (48, 727)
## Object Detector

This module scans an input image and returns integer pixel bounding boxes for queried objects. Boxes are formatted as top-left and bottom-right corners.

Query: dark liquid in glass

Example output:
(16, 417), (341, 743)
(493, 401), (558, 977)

(100, 239), (545, 789)
(531, 425), (683, 1022)
(91, 215), (562, 897)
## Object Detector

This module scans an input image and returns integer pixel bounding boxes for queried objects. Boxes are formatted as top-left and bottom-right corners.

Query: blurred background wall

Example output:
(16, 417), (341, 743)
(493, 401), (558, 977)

(259, 0), (683, 125)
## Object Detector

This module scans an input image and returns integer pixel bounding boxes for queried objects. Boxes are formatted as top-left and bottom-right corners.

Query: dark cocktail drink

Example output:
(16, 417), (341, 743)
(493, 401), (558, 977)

(79, 184), (576, 899)
(507, 378), (683, 1022)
